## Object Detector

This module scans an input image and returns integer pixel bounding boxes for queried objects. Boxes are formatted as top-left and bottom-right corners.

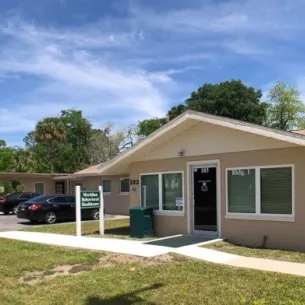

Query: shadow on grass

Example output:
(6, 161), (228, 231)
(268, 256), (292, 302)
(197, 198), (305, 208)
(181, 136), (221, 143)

(86, 283), (163, 305)
(83, 226), (130, 237)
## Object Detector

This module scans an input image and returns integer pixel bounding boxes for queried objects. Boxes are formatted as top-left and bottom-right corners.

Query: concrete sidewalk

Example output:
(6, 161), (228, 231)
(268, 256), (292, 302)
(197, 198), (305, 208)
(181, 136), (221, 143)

(1, 231), (305, 276)
(175, 245), (305, 277)
(0, 231), (170, 258)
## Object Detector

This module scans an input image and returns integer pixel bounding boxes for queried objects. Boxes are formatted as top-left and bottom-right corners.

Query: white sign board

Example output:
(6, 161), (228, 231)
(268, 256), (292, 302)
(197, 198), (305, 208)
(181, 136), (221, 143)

(75, 185), (104, 237)
(175, 197), (183, 210)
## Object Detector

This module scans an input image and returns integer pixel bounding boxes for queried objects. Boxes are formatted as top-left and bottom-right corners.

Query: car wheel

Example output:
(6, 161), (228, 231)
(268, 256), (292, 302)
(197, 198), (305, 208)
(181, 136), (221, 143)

(12, 206), (18, 215)
(45, 211), (57, 224)
(92, 209), (99, 220)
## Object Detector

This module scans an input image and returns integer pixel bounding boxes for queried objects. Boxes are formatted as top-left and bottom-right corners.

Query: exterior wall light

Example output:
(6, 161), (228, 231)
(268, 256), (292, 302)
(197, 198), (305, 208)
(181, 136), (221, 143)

(178, 149), (185, 157)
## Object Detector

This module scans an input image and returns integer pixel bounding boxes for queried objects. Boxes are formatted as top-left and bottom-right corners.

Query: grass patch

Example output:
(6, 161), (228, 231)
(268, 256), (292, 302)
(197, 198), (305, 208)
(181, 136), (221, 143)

(23, 218), (146, 240)
(0, 238), (101, 281)
(204, 241), (305, 263)
(1, 238), (305, 304)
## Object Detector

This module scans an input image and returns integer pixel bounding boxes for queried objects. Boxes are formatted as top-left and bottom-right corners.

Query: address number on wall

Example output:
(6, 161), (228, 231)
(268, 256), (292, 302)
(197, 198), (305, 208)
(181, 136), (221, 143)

(129, 179), (139, 185)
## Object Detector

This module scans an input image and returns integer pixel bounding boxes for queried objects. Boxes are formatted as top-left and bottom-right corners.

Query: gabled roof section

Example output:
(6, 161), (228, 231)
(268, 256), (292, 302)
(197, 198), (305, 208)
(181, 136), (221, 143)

(74, 163), (104, 176)
(96, 110), (305, 175)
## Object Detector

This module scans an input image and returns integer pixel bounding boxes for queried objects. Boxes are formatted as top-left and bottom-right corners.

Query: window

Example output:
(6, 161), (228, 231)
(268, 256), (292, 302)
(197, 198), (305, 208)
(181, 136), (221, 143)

(102, 180), (111, 193)
(227, 166), (293, 217)
(65, 196), (75, 203)
(141, 172), (184, 212)
(18, 193), (31, 200)
(34, 183), (45, 195)
(120, 178), (130, 194)
(141, 175), (159, 209)
(55, 182), (65, 194)
(50, 197), (66, 203)
(162, 173), (183, 211)
(227, 169), (256, 213)
(260, 167), (292, 214)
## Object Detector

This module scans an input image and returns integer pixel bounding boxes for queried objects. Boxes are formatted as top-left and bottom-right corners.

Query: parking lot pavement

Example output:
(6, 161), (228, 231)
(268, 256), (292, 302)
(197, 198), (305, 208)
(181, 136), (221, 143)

(0, 213), (30, 232)
(0, 213), (129, 232)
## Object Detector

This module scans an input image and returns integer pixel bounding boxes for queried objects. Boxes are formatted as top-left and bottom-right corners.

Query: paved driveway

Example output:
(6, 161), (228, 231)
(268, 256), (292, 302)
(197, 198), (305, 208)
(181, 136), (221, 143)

(0, 213), (31, 232)
(0, 213), (128, 232)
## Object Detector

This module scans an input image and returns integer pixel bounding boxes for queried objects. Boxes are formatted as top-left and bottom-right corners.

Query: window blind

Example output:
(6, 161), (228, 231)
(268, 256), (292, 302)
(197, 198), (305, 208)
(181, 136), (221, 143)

(260, 167), (292, 214)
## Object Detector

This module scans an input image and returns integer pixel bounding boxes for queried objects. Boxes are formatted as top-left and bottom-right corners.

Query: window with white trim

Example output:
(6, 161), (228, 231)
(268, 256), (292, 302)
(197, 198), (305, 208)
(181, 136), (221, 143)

(141, 172), (183, 211)
(34, 182), (45, 195)
(227, 166), (293, 216)
(102, 180), (111, 193)
(120, 178), (130, 194)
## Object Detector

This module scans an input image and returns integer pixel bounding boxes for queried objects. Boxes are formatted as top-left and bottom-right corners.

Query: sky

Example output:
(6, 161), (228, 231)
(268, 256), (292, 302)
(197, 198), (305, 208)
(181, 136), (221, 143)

(1, 0), (305, 146)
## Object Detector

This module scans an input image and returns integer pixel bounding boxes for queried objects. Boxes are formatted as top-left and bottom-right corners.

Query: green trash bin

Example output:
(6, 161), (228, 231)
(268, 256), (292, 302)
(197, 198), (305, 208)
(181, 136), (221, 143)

(130, 207), (154, 238)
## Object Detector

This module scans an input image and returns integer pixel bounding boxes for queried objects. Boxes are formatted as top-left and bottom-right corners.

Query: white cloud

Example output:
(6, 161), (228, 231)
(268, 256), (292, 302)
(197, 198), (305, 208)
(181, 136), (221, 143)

(1, 0), (305, 145)
(0, 17), (175, 143)
(128, 0), (304, 36)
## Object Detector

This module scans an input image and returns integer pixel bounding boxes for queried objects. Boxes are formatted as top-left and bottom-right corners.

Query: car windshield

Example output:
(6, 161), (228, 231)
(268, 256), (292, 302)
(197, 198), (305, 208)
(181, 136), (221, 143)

(25, 195), (54, 203)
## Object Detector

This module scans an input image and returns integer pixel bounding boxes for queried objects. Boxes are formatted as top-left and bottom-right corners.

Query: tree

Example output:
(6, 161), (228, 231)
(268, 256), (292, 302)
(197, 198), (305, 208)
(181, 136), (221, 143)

(0, 140), (6, 148)
(0, 147), (16, 172)
(136, 80), (268, 137)
(167, 104), (186, 120)
(34, 117), (67, 173)
(88, 124), (137, 165)
(266, 82), (305, 131)
(136, 117), (167, 138)
(186, 80), (268, 125)
(4, 180), (24, 194)
(60, 110), (94, 170)
(13, 148), (35, 173)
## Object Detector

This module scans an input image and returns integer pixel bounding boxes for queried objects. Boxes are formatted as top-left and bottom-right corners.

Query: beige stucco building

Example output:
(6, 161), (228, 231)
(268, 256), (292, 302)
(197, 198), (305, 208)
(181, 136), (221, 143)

(4, 111), (305, 251)
(0, 173), (69, 195)
(69, 111), (305, 251)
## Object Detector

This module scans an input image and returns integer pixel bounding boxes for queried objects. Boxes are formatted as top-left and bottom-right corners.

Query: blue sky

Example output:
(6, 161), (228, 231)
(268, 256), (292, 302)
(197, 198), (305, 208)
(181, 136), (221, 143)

(1, 0), (305, 146)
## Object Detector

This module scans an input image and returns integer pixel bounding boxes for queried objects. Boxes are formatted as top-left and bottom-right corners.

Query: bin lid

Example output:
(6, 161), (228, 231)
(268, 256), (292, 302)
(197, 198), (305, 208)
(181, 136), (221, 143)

(130, 206), (153, 212)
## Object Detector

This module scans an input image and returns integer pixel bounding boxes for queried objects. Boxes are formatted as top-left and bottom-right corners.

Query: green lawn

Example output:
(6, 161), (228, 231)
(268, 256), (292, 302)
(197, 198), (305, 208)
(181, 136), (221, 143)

(24, 218), (136, 239)
(1, 238), (305, 305)
(204, 241), (305, 264)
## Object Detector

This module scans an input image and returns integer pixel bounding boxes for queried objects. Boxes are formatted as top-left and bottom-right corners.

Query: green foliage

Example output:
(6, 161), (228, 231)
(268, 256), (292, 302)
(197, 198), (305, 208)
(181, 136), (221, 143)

(0, 147), (16, 172)
(1, 109), (132, 174)
(266, 81), (305, 130)
(137, 80), (268, 137)
(167, 104), (187, 120)
(0, 140), (6, 148)
(4, 179), (24, 194)
(186, 80), (267, 125)
(137, 117), (168, 138)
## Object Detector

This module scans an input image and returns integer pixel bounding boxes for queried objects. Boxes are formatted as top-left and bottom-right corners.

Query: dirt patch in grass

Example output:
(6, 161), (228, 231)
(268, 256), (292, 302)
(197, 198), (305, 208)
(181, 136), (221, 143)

(69, 265), (93, 274)
(97, 253), (174, 268)
(19, 264), (88, 285)
(19, 253), (174, 285)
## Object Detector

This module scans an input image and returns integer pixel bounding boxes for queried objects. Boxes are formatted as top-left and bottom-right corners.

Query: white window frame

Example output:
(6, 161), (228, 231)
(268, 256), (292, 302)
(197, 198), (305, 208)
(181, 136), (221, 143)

(34, 182), (45, 195)
(225, 164), (295, 222)
(140, 171), (184, 216)
(102, 179), (111, 195)
(120, 177), (130, 195)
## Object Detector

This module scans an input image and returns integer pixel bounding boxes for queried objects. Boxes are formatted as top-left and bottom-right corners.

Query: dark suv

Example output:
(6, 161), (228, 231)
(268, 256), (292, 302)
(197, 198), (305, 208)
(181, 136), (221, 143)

(0, 192), (40, 215)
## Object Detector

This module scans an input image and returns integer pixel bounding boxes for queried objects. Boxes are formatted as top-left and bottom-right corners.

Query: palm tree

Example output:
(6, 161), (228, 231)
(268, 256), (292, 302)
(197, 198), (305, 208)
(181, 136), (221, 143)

(34, 118), (67, 173)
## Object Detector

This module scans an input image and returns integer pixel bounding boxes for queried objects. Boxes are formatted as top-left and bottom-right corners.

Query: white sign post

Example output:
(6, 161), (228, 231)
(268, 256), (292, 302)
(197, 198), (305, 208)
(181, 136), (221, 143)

(99, 185), (104, 236)
(75, 185), (103, 237)
(75, 185), (82, 237)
